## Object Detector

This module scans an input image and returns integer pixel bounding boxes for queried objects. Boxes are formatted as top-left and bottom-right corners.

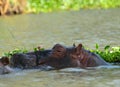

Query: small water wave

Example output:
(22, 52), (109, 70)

(0, 68), (40, 78)
(58, 68), (87, 73)
(0, 64), (119, 79)
(58, 65), (120, 73)
(96, 65), (120, 69)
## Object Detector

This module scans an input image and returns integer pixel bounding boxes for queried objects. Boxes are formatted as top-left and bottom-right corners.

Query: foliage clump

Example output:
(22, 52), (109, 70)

(27, 0), (120, 13)
(3, 48), (28, 57)
(1, 0), (120, 15)
(91, 44), (120, 63)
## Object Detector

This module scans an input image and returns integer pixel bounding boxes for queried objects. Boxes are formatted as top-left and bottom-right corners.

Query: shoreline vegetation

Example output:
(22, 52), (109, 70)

(0, 0), (120, 15)
(2, 44), (120, 63)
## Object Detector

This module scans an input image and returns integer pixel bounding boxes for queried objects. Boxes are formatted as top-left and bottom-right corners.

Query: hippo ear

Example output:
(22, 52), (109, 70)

(52, 44), (61, 49)
(76, 44), (82, 53)
(52, 44), (57, 49)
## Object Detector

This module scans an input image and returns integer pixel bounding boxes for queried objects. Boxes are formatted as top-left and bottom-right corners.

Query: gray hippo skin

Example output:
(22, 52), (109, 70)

(9, 43), (110, 69)
(38, 44), (109, 69)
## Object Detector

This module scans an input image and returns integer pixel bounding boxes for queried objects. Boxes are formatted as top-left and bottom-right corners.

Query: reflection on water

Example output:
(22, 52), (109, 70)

(0, 9), (120, 55)
(0, 66), (120, 87)
(0, 9), (120, 87)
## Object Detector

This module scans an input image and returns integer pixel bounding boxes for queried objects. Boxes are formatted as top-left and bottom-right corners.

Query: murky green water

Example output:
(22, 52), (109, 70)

(0, 9), (120, 87)
(0, 9), (120, 55)
(0, 67), (120, 87)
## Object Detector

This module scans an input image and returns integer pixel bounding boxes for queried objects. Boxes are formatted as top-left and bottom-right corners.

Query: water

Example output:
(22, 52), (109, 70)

(0, 9), (120, 87)
(0, 9), (120, 55)
(0, 66), (120, 87)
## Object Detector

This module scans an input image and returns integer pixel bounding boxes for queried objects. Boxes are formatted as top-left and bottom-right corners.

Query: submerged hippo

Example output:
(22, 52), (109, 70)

(10, 53), (36, 69)
(39, 44), (109, 69)
(10, 50), (51, 69)
(0, 57), (13, 74)
(10, 43), (109, 69)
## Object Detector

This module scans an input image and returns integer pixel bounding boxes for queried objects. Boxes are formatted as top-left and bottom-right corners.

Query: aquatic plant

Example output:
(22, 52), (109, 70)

(27, 0), (120, 13)
(33, 46), (45, 52)
(3, 48), (28, 57)
(1, 0), (120, 15)
(91, 44), (120, 63)
(3, 46), (45, 58)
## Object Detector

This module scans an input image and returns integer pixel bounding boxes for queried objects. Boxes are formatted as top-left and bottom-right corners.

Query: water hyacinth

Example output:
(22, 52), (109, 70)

(91, 44), (120, 63)
(27, 0), (120, 13)
(1, 0), (120, 15)
(3, 48), (28, 57)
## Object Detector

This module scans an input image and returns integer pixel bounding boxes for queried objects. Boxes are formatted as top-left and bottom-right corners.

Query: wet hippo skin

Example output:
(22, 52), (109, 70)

(10, 43), (109, 69)
(39, 44), (109, 69)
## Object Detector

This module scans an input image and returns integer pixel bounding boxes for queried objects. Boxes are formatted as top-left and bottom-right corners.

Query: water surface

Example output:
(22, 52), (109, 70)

(0, 8), (120, 55)
(0, 9), (120, 87)
(0, 66), (120, 87)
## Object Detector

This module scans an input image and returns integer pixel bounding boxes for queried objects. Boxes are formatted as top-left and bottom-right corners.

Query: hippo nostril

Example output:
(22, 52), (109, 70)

(78, 55), (81, 58)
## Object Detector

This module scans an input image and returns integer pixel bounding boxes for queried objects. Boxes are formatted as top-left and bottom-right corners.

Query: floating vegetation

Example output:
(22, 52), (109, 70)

(27, 0), (120, 13)
(3, 48), (28, 57)
(91, 44), (120, 63)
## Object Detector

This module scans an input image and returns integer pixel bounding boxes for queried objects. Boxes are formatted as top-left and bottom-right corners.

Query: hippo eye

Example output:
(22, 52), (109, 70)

(57, 50), (61, 52)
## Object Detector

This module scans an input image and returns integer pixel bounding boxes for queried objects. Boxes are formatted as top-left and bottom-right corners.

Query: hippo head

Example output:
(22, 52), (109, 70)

(38, 44), (84, 69)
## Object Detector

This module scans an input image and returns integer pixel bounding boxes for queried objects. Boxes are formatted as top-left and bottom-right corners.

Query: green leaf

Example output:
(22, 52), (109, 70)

(104, 45), (110, 50)
(34, 48), (38, 52)
(95, 43), (99, 49)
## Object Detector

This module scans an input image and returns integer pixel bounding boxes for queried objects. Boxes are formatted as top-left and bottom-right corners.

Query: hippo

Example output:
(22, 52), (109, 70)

(10, 50), (51, 69)
(38, 44), (109, 69)
(9, 43), (109, 69)
(0, 57), (13, 74)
